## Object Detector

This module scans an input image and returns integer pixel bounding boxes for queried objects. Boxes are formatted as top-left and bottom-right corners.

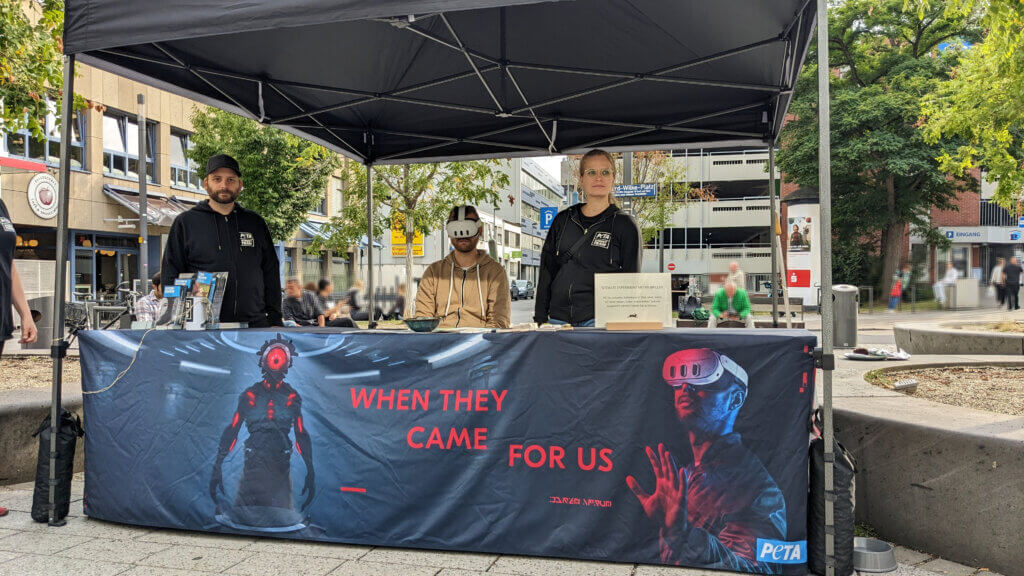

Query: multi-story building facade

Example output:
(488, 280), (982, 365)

(517, 159), (567, 284)
(0, 64), (345, 304)
(909, 175), (1023, 283)
(560, 150), (781, 294)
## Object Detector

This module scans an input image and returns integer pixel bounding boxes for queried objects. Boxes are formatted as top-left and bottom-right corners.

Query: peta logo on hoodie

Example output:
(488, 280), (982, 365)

(591, 232), (611, 249)
(239, 231), (254, 247)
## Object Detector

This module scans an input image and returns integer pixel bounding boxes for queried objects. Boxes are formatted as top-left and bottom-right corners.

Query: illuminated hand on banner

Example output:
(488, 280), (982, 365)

(626, 443), (689, 532)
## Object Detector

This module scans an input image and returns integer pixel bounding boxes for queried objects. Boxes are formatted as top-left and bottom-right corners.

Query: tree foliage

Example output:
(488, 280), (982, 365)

(1, 0), (86, 138)
(777, 0), (977, 290)
(188, 107), (340, 242)
(917, 0), (1024, 210)
(315, 160), (508, 312)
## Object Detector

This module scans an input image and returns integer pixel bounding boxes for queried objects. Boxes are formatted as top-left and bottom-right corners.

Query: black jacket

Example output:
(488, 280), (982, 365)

(161, 200), (282, 326)
(534, 204), (642, 324)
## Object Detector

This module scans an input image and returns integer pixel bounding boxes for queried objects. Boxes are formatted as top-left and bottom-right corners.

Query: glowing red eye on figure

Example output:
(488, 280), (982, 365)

(265, 347), (288, 371)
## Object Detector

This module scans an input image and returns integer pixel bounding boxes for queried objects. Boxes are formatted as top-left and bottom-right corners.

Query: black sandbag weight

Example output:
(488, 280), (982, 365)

(31, 409), (85, 523)
(808, 408), (857, 576)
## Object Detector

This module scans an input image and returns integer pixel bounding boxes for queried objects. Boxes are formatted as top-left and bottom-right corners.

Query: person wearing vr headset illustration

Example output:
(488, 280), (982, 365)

(210, 335), (315, 530)
(414, 205), (511, 328)
(626, 348), (787, 573)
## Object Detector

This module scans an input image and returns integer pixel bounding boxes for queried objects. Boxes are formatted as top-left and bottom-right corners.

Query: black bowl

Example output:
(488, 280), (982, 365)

(403, 317), (441, 332)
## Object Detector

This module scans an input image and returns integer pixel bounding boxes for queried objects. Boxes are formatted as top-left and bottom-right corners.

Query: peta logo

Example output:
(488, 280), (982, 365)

(239, 231), (255, 247)
(755, 539), (806, 564)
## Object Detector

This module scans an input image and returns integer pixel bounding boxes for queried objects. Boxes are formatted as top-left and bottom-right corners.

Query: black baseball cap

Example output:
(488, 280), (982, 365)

(206, 154), (241, 177)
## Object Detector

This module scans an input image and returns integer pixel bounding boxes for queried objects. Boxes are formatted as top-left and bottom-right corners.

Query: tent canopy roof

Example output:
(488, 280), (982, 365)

(65, 0), (815, 165)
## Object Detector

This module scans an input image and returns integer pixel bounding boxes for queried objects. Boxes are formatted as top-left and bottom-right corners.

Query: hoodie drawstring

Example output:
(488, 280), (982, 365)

(444, 258), (455, 319)
(476, 265), (483, 314)
(442, 256), (485, 324)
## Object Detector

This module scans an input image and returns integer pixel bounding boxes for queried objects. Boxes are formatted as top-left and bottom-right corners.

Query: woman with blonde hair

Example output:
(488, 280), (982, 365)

(534, 149), (642, 326)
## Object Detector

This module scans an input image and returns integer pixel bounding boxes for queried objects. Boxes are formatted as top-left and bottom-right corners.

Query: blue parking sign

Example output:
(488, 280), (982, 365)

(540, 207), (558, 230)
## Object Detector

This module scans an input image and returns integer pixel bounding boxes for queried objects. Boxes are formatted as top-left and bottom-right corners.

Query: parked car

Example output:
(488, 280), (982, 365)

(513, 280), (534, 299)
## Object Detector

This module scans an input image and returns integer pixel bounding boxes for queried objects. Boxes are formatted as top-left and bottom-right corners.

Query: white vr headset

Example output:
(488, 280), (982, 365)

(445, 205), (481, 240)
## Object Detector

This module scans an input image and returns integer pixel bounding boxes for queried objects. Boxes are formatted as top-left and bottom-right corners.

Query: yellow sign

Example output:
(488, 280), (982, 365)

(391, 218), (424, 257)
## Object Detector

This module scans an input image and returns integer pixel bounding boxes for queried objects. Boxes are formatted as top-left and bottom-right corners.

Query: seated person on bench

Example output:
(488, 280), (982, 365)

(709, 281), (755, 329)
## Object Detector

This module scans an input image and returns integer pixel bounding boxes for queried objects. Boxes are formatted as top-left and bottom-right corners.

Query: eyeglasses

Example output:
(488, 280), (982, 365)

(583, 169), (613, 178)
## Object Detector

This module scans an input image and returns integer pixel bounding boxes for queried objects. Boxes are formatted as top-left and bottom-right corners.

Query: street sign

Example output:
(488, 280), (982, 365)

(1018, 215), (1024, 228)
(667, 263), (675, 271)
(540, 207), (558, 230)
(613, 183), (657, 198)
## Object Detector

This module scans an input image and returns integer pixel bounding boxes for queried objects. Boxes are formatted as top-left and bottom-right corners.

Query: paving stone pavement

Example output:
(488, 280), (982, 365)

(0, 476), (998, 576)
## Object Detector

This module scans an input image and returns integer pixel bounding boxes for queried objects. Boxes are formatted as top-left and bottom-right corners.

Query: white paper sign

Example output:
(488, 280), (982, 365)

(594, 273), (672, 328)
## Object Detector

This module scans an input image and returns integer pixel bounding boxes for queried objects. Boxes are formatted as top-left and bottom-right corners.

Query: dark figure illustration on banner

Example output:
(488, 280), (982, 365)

(626, 348), (790, 573)
(210, 335), (316, 532)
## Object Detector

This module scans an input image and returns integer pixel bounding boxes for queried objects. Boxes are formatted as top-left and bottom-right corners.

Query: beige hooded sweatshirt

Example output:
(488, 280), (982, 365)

(414, 250), (511, 328)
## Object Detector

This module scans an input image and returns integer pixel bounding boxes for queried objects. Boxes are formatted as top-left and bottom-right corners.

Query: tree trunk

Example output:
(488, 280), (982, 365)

(405, 210), (414, 318)
(403, 165), (414, 318)
(879, 175), (903, 302)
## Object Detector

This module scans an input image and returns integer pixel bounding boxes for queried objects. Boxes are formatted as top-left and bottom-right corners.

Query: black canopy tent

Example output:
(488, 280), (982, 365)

(53, 0), (839, 572)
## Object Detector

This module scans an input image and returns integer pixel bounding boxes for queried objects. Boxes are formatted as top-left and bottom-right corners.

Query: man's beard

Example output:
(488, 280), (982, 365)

(454, 239), (477, 254)
(208, 189), (239, 205)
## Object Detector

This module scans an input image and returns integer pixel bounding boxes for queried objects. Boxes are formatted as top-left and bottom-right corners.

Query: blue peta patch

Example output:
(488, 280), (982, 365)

(755, 539), (806, 564)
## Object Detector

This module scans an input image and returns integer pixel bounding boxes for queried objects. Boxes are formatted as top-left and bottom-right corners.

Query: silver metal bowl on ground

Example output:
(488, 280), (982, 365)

(853, 537), (898, 573)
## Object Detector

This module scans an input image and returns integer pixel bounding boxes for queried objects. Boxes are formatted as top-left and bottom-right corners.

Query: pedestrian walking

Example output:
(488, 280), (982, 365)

(990, 257), (1005, 306)
(1003, 257), (1022, 311)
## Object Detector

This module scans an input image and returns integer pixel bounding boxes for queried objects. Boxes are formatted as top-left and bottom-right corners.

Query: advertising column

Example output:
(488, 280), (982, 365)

(782, 192), (821, 306)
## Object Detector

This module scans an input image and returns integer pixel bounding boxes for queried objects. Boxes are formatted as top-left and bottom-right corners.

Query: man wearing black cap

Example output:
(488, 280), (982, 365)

(161, 154), (282, 327)
(626, 348), (787, 571)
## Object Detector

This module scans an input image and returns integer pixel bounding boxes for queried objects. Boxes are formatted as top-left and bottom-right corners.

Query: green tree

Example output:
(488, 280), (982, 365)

(918, 0), (1024, 210)
(1, 0), (87, 140)
(188, 107), (340, 242)
(316, 161), (508, 315)
(777, 0), (976, 294)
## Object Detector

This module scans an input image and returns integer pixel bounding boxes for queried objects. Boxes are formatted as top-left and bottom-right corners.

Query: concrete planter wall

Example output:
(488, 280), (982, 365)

(834, 364), (1024, 575)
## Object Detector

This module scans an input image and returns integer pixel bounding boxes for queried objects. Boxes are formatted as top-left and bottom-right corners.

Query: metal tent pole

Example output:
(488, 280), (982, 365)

(816, 0), (837, 574)
(48, 54), (75, 527)
(769, 146), (779, 325)
(365, 163), (376, 328)
(137, 94), (149, 295)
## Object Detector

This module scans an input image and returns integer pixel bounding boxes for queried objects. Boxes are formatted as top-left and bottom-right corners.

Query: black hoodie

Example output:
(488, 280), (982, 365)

(161, 200), (282, 326)
(534, 203), (642, 324)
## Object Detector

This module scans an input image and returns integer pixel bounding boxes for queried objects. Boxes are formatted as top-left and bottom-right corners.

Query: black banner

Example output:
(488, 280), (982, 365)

(79, 328), (815, 574)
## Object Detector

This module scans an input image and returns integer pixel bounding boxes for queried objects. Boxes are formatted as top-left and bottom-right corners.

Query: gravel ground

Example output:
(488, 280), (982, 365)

(956, 321), (1024, 333)
(0, 356), (80, 392)
(868, 366), (1024, 416)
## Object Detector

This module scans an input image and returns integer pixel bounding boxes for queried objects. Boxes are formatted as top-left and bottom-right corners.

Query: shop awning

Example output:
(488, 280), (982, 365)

(298, 220), (326, 240)
(102, 184), (188, 227)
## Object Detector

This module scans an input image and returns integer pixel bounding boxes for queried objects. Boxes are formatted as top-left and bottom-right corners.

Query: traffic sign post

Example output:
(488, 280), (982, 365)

(613, 183), (657, 198)
(667, 263), (675, 271)
(540, 207), (558, 231)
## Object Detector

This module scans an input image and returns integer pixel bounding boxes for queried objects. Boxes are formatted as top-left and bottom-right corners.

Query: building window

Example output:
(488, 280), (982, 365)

(331, 176), (344, 216)
(103, 112), (156, 182)
(2, 100), (85, 169)
(310, 195), (327, 216)
(170, 130), (200, 190)
(522, 171), (565, 205)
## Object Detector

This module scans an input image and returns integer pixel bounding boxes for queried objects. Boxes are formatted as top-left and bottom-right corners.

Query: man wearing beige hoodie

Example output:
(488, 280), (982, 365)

(414, 205), (511, 328)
